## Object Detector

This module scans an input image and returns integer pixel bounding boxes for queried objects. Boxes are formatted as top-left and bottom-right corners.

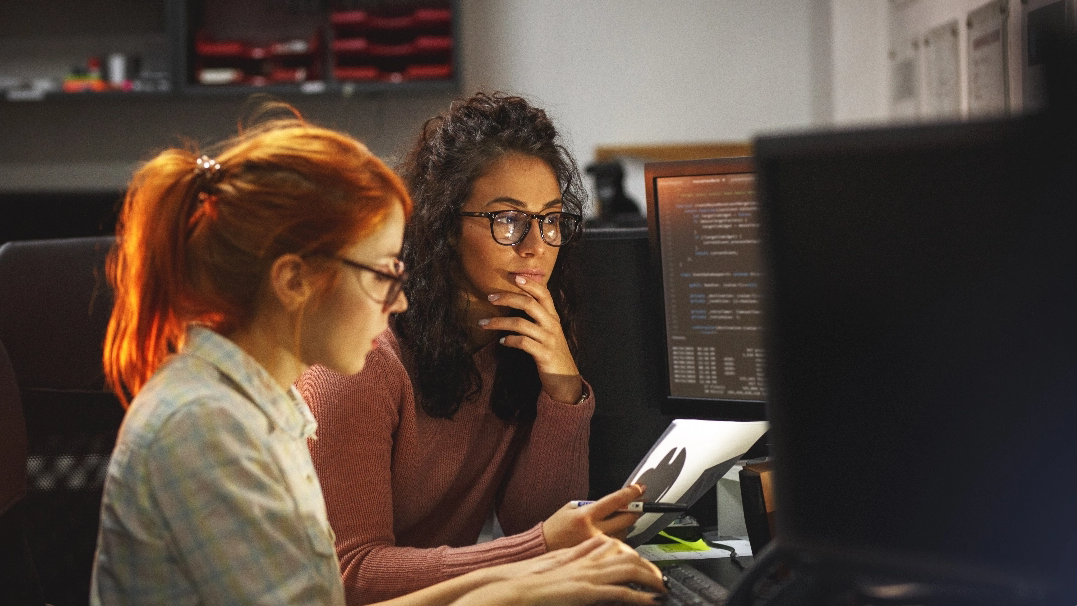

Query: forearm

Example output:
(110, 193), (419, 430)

(444, 580), (523, 606)
(498, 387), (594, 533)
(369, 567), (505, 606)
(341, 527), (547, 604)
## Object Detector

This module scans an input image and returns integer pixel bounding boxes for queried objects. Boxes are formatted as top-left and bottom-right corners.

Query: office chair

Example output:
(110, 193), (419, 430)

(0, 236), (124, 606)
(0, 338), (46, 605)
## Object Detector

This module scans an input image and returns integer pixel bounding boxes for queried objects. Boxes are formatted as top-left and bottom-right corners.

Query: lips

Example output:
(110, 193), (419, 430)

(509, 270), (546, 280)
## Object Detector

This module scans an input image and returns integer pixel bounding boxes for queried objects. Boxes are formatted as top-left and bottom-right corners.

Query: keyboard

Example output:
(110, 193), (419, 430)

(661, 562), (730, 605)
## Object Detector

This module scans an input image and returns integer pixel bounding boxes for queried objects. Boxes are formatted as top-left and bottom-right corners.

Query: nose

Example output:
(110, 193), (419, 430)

(514, 218), (547, 257)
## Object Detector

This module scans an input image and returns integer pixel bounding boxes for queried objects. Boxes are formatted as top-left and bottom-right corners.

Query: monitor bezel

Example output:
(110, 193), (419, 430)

(644, 157), (767, 422)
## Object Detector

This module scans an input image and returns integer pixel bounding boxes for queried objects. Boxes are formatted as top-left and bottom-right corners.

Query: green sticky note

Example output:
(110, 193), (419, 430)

(656, 532), (711, 551)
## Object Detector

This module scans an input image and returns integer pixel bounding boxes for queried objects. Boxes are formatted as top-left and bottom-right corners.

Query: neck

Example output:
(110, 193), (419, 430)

(225, 316), (307, 392)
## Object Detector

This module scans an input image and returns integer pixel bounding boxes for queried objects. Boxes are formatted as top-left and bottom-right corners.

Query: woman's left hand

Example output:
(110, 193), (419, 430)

(480, 274), (583, 404)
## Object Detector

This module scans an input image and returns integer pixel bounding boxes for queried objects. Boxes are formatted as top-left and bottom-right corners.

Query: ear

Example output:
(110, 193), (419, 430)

(267, 254), (314, 313)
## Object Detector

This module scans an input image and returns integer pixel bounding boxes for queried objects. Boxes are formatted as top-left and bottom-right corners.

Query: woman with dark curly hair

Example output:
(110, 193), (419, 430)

(298, 93), (647, 604)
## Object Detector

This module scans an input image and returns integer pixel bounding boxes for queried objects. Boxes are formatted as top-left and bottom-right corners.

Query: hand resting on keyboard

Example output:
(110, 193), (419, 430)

(448, 534), (667, 605)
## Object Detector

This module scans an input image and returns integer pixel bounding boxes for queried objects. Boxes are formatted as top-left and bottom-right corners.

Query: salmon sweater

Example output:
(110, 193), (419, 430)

(298, 330), (593, 605)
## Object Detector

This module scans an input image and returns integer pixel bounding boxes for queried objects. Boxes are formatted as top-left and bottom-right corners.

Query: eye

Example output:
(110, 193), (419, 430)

(370, 272), (394, 283)
(495, 212), (523, 226)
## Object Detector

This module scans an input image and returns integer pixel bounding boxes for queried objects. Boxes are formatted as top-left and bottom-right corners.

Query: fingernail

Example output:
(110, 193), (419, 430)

(498, 336), (506, 345)
(488, 293), (500, 301)
(478, 318), (490, 326)
(515, 275), (526, 284)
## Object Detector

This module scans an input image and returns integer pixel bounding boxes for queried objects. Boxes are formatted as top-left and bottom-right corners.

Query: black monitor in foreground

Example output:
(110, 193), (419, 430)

(751, 114), (1077, 601)
(645, 158), (768, 422)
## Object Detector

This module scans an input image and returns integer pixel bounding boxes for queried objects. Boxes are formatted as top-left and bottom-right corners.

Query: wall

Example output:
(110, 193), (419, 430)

(460, 0), (820, 171)
(829, 0), (890, 126)
(0, 1), (822, 200)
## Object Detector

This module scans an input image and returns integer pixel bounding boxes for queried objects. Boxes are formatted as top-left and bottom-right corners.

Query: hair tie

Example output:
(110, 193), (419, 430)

(195, 155), (221, 176)
(189, 155), (222, 233)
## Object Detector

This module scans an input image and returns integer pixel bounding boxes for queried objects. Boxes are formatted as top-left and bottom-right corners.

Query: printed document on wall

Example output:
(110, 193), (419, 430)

(889, 35), (921, 120)
(967, 0), (1010, 117)
(923, 20), (961, 120)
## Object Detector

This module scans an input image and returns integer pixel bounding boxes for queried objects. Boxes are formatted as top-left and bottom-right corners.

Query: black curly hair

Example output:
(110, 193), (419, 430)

(395, 92), (587, 423)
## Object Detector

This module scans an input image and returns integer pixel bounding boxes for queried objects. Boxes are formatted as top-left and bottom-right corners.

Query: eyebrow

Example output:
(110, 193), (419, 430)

(361, 251), (402, 264)
(483, 196), (564, 210)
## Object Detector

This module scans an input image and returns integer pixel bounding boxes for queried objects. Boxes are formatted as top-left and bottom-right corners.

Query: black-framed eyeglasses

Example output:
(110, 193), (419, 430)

(458, 210), (582, 247)
(335, 257), (408, 311)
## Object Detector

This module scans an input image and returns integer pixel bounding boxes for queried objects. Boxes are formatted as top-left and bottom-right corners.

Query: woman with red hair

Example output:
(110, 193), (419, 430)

(89, 103), (664, 605)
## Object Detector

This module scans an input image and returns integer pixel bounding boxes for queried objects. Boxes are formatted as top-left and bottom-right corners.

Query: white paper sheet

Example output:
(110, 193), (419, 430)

(621, 419), (768, 546)
(922, 20), (961, 120)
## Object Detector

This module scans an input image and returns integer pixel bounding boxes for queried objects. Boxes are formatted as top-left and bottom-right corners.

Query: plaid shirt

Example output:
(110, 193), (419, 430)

(91, 326), (344, 605)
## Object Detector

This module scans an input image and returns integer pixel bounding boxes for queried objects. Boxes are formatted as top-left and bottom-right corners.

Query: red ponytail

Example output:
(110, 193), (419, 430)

(104, 106), (411, 407)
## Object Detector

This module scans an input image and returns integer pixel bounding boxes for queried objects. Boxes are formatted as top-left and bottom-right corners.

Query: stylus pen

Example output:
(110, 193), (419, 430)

(567, 500), (689, 514)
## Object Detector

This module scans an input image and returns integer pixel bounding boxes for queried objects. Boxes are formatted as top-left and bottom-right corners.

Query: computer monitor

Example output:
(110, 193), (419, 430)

(752, 114), (1077, 598)
(574, 226), (675, 500)
(644, 158), (768, 422)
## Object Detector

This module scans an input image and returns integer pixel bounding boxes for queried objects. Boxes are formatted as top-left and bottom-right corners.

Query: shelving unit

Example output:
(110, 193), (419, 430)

(0, 0), (176, 101)
(0, 0), (458, 102)
(330, 7), (453, 84)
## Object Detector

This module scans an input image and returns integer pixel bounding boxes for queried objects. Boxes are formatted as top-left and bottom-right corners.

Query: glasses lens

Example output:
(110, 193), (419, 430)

(382, 277), (403, 309)
(346, 258), (407, 309)
(492, 211), (527, 245)
(356, 271), (387, 302)
(540, 214), (561, 245)
(544, 212), (579, 246)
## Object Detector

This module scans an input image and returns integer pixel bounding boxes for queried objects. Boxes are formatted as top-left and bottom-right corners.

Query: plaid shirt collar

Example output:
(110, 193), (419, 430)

(183, 325), (317, 440)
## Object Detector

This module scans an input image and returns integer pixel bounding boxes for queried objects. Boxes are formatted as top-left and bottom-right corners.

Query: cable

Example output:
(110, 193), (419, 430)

(706, 539), (746, 569)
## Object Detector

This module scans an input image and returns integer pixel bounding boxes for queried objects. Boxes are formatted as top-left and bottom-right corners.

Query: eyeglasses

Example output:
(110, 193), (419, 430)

(334, 257), (408, 311)
(458, 210), (582, 247)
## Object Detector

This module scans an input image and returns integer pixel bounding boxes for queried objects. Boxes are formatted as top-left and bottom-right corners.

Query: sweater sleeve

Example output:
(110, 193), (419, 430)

(299, 337), (547, 605)
(496, 379), (595, 535)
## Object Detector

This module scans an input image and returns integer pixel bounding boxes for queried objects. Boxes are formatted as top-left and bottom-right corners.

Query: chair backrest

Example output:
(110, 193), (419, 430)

(0, 236), (123, 606)
(0, 337), (46, 606)
(0, 337), (27, 514)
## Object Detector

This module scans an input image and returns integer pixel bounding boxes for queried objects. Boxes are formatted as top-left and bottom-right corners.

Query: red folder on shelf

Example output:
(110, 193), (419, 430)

(404, 64), (452, 80)
(414, 8), (451, 26)
(330, 10), (368, 26)
(414, 36), (452, 52)
(334, 66), (379, 81)
(332, 38), (369, 54)
(367, 14), (417, 29)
